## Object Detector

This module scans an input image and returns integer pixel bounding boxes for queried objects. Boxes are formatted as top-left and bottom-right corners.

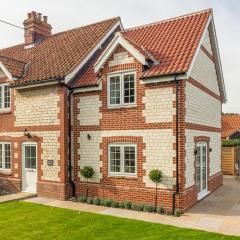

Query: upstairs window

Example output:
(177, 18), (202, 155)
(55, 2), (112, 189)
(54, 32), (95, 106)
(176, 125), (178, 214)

(0, 142), (11, 171)
(0, 84), (10, 111)
(108, 72), (136, 107)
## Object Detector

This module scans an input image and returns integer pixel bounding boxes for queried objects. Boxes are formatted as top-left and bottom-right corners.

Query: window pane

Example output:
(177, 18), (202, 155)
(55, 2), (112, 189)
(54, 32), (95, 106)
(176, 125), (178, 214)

(4, 144), (11, 169)
(110, 146), (121, 173)
(25, 146), (36, 169)
(0, 144), (2, 168)
(109, 76), (120, 105)
(4, 86), (10, 109)
(124, 146), (136, 174)
(30, 146), (36, 169)
(123, 74), (135, 104)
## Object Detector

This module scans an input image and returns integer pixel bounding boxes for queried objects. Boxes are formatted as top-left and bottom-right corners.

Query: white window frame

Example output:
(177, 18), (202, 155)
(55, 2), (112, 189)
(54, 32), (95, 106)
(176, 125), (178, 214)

(107, 71), (136, 108)
(0, 83), (11, 112)
(0, 142), (11, 172)
(108, 143), (137, 177)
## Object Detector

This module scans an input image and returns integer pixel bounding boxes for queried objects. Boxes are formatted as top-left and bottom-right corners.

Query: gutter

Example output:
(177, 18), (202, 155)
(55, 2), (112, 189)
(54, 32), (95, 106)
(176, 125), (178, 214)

(172, 74), (180, 215)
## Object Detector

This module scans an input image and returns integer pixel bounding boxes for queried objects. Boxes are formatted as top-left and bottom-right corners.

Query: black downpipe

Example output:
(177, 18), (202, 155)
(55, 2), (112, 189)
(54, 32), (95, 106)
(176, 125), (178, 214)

(172, 75), (179, 215)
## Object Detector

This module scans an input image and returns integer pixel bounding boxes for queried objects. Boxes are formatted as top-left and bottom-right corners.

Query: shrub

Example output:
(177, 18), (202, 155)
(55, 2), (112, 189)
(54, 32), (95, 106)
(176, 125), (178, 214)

(105, 199), (111, 207)
(110, 200), (119, 208)
(79, 166), (95, 198)
(143, 205), (154, 213)
(222, 140), (240, 147)
(93, 198), (100, 205)
(149, 169), (163, 212)
(119, 202), (125, 208)
(157, 206), (166, 214)
(174, 209), (181, 217)
(132, 204), (144, 211)
(123, 201), (132, 209)
(99, 199), (106, 206)
(87, 197), (94, 204)
(78, 195), (87, 203)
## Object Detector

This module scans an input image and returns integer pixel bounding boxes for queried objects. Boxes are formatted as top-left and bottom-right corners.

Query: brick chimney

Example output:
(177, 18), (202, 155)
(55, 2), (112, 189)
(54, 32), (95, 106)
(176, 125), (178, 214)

(23, 11), (52, 45)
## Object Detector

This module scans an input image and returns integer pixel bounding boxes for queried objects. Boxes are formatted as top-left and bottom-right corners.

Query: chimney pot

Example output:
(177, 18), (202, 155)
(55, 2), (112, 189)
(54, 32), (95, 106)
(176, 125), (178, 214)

(37, 13), (42, 21)
(43, 16), (48, 23)
(32, 11), (37, 19)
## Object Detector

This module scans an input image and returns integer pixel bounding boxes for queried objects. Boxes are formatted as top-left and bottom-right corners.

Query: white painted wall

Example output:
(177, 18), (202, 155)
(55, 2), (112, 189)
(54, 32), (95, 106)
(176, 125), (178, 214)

(185, 82), (221, 128)
(202, 29), (212, 54)
(185, 28), (222, 189)
(78, 129), (175, 189)
(191, 31), (220, 96)
(78, 95), (101, 126)
(143, 87), (175, 123)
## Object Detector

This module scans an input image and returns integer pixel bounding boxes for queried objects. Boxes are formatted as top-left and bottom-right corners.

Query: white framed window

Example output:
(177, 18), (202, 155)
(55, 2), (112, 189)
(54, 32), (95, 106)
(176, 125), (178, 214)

(107, 71), (136, 107)
(0, 84), (11, 111)
(0, 142), (11, 171)
(108, 143), (137, 176)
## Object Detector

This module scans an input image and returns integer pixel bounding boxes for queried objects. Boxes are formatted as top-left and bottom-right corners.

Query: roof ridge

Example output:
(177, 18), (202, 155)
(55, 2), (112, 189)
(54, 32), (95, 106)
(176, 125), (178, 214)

(0, 17), (120, 52)
(48, 16), (121, 39)
(123, 8), (212, 33)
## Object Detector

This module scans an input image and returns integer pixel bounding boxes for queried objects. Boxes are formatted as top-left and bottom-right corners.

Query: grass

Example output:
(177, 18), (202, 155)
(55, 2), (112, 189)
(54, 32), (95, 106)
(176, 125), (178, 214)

(0, 202), (238, 240)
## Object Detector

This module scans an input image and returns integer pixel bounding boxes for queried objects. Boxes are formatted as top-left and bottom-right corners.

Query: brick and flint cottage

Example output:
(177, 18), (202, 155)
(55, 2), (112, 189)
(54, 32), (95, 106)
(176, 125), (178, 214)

(0, 9), (226, 212)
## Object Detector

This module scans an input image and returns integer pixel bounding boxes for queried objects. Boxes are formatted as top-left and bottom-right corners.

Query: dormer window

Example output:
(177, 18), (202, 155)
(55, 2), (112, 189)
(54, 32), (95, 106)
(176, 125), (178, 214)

(0, 84), (11, 111)
(108, 71), (136, 108)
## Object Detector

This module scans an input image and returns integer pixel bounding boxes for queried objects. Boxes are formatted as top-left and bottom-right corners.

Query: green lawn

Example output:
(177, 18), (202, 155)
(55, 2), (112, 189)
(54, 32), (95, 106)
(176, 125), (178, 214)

(0, 202), (238, 240)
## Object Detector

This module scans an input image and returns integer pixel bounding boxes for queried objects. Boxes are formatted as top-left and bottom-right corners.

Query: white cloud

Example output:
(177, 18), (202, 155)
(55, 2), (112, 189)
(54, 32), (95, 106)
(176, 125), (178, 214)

(0, 0), (239, 112)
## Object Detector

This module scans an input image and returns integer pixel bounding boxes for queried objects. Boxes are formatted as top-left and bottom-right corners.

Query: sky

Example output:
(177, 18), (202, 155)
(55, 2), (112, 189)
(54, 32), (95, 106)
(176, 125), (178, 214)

(0, 0), (239, 113)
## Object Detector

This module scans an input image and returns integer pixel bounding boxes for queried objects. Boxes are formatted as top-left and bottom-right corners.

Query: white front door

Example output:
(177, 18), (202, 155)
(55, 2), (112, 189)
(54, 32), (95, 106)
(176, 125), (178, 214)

(196, 142), (208, 199)
(22, 143), (37, 193)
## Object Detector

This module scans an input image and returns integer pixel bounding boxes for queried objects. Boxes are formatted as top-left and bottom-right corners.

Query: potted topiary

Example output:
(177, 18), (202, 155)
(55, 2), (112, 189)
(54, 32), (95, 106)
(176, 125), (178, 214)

(80, 166), (95, 199)
(149, 169), (163, 212)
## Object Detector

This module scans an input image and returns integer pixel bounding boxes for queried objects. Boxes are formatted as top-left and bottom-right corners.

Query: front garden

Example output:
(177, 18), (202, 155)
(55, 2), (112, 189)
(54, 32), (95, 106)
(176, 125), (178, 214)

(0, 201), (238, 240)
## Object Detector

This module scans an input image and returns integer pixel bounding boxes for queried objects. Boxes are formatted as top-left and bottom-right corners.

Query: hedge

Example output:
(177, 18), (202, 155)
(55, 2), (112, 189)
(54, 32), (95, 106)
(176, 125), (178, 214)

(222, 140), (240, 147)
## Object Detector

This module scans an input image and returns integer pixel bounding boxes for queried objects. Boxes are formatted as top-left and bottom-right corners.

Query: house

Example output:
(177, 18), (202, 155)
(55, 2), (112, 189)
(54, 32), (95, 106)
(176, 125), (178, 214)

(0, 9), (226, 212)
(222, 114), (240, 140)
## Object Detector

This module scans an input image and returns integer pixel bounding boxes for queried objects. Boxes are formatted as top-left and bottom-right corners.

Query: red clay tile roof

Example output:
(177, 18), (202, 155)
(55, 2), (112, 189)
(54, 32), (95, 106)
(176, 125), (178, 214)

(74, 9), (212, 87)
(0, 17), (120, 86)
(122, 9), (211, 78)
(0, 55), (27, 78)
(222, 114), (240, 138)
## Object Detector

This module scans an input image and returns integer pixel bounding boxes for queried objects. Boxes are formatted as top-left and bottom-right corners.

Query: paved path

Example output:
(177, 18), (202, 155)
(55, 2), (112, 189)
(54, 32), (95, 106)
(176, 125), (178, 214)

(25, 176), (240, 236)
(0, 192), (36, 203)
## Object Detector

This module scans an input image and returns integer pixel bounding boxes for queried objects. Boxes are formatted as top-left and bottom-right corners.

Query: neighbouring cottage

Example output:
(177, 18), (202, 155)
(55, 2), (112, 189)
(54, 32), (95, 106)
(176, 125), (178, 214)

(222, 114), (240, 140)
(0, 9), (226, 212)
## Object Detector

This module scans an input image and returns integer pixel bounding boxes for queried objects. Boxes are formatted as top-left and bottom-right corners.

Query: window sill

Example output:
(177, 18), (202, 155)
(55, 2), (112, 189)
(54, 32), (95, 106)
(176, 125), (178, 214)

(0, 110), (11, 115)
(0, 170), (12, 176)
(108, 104), (137, 110)
(108, 174), (138, 180)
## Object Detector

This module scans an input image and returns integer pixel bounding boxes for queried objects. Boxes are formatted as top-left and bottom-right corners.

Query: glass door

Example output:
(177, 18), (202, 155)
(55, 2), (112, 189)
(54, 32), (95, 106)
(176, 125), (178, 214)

(196, 142), (208, 199)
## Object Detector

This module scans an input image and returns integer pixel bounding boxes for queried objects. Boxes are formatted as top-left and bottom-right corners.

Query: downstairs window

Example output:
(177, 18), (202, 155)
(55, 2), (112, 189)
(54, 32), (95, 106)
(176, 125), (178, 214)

(0, 142), (11, 171)
(109, 143), (137, 176)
